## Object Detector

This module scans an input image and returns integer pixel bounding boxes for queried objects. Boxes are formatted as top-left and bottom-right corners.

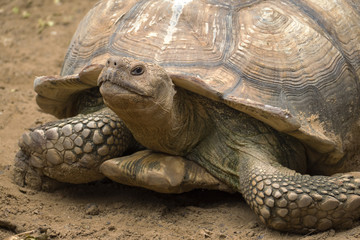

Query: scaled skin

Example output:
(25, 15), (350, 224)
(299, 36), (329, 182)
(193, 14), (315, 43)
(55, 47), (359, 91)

(99, 57), (360, 233)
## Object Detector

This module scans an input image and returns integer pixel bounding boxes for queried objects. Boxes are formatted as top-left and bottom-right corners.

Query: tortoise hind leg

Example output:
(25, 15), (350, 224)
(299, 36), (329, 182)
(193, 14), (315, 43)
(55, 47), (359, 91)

(100, 150), (232, 194)
(13, 107), (137, 191)
(238, 156), (360, 233)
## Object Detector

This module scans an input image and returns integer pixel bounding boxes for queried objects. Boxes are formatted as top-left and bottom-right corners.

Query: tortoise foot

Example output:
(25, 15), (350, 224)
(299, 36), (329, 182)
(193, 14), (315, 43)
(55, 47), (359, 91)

(13, 150), (65, 191)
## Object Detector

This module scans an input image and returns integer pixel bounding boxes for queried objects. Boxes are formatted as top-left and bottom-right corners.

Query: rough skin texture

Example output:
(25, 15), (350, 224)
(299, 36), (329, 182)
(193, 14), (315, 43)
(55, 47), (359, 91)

(239, 159), (360, 233)
(14, 107), (136, 190)
(99, 57), (360, 233)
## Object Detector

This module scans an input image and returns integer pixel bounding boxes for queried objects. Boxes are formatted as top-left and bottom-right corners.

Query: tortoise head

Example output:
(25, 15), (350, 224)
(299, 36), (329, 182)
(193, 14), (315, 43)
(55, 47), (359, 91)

(98, 57), (175, 114)
(98, 57), (208, 155)
(98, 57), (177, 135)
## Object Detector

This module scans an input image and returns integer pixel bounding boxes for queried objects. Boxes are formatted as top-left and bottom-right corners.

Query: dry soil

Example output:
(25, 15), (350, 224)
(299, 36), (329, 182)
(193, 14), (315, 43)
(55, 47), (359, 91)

(1, 0), (360, 239)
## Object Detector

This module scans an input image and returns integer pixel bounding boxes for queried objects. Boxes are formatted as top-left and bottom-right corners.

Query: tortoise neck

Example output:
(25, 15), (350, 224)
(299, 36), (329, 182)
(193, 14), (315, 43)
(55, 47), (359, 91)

(121, 88), (209, 155)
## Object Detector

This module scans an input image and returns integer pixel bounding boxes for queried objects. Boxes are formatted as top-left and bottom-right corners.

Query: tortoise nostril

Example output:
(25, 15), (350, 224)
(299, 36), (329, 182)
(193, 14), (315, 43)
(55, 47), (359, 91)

(106, 59), (118, 67)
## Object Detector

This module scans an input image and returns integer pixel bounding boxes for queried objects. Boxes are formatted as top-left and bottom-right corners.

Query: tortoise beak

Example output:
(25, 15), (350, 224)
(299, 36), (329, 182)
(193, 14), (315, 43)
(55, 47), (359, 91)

(97, 67), (114, 87)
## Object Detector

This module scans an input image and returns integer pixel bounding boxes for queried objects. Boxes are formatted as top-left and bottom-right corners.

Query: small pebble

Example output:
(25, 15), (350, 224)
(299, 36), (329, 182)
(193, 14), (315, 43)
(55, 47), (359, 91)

(85, 204), (100, 216)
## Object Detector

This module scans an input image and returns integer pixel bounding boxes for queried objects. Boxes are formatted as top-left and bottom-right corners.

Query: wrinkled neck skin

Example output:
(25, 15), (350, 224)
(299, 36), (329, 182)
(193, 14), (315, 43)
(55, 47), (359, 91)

(104, 87), (209, 156)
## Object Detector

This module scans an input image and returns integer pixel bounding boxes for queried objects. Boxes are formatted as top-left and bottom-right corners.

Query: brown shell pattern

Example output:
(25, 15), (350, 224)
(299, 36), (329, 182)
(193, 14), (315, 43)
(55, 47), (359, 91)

(55, 0), (360, 157)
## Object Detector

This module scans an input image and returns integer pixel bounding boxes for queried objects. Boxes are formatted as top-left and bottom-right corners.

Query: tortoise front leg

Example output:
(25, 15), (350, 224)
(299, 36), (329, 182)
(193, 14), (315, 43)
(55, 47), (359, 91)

(14, 107), (138, 190)
(239, 157), (360, 233)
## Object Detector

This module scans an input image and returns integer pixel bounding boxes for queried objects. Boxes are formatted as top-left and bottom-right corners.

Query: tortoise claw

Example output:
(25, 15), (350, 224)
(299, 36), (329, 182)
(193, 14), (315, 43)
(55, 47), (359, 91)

(13, 150), (64, 191)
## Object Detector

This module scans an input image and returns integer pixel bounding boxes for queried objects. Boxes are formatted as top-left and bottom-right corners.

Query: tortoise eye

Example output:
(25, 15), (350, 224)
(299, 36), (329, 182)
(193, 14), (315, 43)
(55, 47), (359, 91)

(131, 65), (145, 76)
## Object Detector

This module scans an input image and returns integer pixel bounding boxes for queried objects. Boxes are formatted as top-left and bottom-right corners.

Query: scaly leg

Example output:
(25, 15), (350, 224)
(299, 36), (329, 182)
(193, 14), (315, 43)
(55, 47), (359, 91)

(14, 107), (138, 190)
(239, 156), (360, 233)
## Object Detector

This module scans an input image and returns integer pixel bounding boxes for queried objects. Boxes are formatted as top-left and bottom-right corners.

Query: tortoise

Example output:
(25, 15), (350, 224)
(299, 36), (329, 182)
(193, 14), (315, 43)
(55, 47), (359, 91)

(14, 0), (360, 233)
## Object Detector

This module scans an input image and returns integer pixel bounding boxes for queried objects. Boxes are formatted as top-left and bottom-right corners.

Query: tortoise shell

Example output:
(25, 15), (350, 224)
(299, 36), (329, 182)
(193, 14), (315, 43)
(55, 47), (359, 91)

(35, 0), (360, 167)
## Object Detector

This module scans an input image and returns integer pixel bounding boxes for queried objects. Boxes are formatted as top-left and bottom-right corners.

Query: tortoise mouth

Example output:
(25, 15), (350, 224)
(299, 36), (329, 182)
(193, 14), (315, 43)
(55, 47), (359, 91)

(98, 69), (149, 97)
(100, 79), (144, 96)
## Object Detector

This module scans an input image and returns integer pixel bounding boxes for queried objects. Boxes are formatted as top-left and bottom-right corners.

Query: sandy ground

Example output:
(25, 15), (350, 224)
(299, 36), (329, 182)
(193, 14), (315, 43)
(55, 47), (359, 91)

(1, 0), (360, 239)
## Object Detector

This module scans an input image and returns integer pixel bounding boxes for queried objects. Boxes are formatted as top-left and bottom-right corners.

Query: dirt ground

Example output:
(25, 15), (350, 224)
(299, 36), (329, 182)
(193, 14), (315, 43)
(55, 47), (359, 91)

(1, 0), (360, 239)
